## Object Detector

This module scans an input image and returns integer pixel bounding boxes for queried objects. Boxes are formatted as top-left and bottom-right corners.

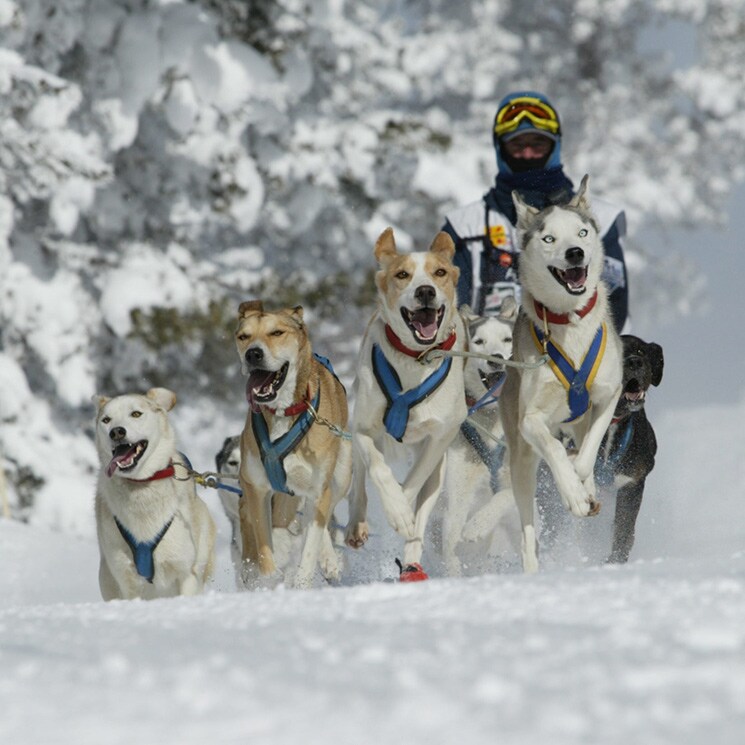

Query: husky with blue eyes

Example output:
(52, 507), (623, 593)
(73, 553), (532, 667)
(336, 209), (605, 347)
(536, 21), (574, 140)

(499, 175), (623, 573)
(93, 387), (216, 600)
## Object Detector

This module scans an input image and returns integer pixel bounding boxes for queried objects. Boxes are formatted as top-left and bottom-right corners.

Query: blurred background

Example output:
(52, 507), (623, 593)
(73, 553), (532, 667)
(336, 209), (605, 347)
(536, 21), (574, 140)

(1, 0), (743, 534)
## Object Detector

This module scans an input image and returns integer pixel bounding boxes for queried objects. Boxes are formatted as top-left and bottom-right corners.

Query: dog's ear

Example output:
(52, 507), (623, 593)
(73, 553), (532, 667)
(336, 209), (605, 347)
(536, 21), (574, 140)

(146, 387), (177, 412)
(92, 395), (110, 412)
(569, 174), (591, 211)
(459, 304), (477, 322)
(648, 342), (664, 386)
(239, 300), (263, 318)
(498, 296), (519, 322)
(374, 227), (398, 265)
(512, 190), (540, 227)
(429, 231), (455, 262)
(287, 305), (305, 328)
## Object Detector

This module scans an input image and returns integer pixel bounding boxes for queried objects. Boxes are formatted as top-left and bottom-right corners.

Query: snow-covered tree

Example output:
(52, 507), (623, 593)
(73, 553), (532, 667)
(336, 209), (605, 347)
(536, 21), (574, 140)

(1, 0), (743, 523)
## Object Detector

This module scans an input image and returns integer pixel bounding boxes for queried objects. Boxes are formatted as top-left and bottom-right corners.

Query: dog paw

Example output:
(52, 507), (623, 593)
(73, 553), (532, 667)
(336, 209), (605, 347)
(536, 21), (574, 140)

(345, 521), (369, 549)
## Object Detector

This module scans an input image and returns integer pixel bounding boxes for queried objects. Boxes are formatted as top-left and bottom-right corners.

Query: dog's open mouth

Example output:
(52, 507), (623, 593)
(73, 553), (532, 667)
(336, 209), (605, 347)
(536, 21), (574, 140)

(401, 305), (445, 345)
(621, 379), (646, 413)
(246, 362), (289, 407)
(107, 440), (148, 478)
(550, 266), (588, 295)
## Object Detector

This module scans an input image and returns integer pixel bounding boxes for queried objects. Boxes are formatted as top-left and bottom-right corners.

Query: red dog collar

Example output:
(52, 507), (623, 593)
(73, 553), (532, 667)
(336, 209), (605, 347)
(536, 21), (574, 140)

(385, 324), (457, 359)
(534, 290), (598, 325)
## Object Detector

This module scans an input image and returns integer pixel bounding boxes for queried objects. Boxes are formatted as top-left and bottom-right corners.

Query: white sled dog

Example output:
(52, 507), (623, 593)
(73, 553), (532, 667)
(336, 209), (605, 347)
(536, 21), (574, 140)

(440, 300), (520, 575)
(94, 388), (216, 600)
(235, 301), (352, 589)
(346, 228), (467, 581)
(500, 176), (622, 572)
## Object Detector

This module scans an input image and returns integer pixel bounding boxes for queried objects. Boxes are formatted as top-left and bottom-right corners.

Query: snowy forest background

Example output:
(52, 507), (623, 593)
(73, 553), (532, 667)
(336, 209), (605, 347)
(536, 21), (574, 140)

(1, 0), (745, 527)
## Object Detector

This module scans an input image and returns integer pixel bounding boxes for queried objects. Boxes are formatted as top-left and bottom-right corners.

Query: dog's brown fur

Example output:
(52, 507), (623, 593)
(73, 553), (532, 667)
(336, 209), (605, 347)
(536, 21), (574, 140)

(235, 301), (351, 588)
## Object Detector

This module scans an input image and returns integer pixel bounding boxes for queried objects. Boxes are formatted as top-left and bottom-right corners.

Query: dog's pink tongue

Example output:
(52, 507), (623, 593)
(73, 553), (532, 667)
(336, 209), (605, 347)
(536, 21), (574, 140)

(413, 320), (438, 340)
(245, 370), (274, 409)
(106, 446), (138, 478)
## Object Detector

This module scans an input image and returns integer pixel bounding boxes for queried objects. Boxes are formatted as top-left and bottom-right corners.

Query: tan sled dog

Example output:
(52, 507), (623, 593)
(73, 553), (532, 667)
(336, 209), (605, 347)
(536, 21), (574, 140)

(346, 228), (467, 580)
(500, 176), (622, 572)
(235, 301), (352, 589)
(94, 388), (216, 600)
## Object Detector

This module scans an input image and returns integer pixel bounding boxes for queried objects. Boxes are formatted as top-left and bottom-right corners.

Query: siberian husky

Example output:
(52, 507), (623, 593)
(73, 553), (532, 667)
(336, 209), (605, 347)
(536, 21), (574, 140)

(500, 176), (623, 572)
(94, 388), (216, 600)
(235, 301), (351, 589)
(439, 300), (520, 575)
(346, 228), (467, 580)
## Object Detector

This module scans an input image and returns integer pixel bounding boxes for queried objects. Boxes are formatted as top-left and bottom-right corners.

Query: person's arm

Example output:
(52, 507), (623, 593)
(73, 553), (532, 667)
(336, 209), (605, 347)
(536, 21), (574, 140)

(442, 218), (473, 308)
(601, 212), (629, 333)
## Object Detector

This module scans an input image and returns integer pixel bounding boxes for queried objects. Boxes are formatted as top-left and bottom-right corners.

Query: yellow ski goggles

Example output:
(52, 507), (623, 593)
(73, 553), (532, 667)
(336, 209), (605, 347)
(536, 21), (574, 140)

(494, 96), (560, 138)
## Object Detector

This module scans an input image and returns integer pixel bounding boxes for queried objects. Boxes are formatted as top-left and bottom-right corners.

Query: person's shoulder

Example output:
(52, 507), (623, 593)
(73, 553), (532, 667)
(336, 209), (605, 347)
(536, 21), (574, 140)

(445, 196), (499, 240)
(589, 195), (625, 235)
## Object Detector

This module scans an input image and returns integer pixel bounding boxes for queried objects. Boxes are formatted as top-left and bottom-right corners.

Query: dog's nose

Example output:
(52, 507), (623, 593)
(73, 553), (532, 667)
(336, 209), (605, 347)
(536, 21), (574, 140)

(627, 354), (643, 370)
(109, 426), (127, 442)
(565, 247), (585, 266)
(415, 285), (436, 306)
(245, 347), (264, 366)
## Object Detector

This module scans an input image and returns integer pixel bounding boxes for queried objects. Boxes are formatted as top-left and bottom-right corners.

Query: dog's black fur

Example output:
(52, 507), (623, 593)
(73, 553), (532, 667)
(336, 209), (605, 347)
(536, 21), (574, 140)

(596, 335), (664, 563)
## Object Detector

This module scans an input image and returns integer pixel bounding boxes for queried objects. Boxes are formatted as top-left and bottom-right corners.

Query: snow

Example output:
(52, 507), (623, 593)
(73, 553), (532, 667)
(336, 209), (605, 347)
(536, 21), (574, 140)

(2, 400), (745, 745)
(2, 3), (745, 742)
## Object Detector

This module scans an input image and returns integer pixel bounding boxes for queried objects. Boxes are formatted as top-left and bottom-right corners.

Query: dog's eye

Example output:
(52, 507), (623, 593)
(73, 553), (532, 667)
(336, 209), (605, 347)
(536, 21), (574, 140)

(396, 270), (410, 280)
(542, 235), (555, 244)
(270, 329), (284, 337)
(228, 460), (239, 467)
(237, 333), (249, 341)
(434, 268), (447, 277)
(578, 228), (588, 238)
(101, 416), (111, 424)
(131, 411), (142, 418)
(473, 338), (484, 346)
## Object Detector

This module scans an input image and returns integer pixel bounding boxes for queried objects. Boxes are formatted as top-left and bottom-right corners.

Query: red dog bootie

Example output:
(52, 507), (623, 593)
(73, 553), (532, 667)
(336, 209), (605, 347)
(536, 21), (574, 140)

(396, 559), (429, 582)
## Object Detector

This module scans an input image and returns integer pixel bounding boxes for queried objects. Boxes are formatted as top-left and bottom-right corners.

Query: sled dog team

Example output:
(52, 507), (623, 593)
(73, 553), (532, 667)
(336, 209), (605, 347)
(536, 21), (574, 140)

(95, 179), (663, 600)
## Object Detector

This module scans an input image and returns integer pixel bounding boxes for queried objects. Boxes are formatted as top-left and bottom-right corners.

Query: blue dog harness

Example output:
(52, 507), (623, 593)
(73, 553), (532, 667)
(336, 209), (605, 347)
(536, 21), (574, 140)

(251, 353), (338, 495)
(460, 420), (506, 493)
(595, 416), (634, 486)
(531, 322), (608, 422)
(372, 344), (453, 442)
(115, 515), (174, 584)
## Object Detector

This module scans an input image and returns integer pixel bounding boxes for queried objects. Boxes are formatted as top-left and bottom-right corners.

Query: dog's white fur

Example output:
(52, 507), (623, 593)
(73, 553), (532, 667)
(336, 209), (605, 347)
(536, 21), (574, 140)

(439, 301), (520, 575)
(500, 176), (623, 572)
(346, 228), (467, 570)
(94, 388), (216, 600)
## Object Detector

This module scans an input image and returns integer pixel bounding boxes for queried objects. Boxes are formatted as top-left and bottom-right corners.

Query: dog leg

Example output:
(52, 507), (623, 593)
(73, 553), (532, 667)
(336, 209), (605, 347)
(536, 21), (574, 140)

(608, 479), (645, 563)
(403, 453), (448, 566)
(521, 412), (595, 517)
(573, 388), (622, 498)
(319, 526), (342, 582)
(98, 557), (122, 601)
(355, 431), (416, 539)
(345, 445), (370, 548)
(294, 480), (336, 588)
(442, 454), (471, 575)
(510, 436), (540, 573)
(239, 483), (277, 580)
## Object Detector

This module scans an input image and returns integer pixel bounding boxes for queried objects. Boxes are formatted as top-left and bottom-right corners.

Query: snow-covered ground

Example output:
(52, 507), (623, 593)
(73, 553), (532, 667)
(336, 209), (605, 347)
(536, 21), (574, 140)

(2, 396), (744, 745)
